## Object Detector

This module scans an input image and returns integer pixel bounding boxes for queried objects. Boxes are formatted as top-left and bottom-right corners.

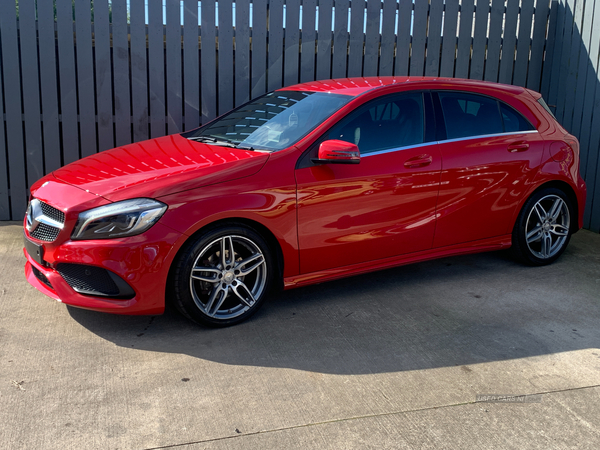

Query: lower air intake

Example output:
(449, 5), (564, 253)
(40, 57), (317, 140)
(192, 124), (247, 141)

(56, 263), (135, 299)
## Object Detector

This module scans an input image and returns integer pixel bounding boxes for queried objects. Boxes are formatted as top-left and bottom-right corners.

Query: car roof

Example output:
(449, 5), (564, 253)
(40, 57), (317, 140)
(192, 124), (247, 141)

(280, 76), (529, 97)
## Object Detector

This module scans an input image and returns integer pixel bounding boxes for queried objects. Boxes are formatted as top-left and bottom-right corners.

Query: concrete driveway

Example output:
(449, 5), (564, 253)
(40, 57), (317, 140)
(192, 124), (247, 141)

(1, 222), (599, 449)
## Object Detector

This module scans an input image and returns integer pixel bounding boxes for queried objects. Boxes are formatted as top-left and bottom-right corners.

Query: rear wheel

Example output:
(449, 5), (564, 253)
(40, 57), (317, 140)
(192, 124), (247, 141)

(170, 225), (274, 326)
(512, 188), (572, 266)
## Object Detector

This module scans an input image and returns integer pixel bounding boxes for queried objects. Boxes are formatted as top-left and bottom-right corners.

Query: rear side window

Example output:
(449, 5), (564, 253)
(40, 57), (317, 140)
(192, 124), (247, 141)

(326, 92), (424, 154)
(500, 103), (536, 132)
(438, 92), (535, 139)
(438, 92), (503, 139)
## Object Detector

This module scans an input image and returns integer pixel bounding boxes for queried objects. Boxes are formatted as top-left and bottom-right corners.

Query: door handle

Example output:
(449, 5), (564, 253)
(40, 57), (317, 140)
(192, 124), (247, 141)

(508, 141), (529, 152)
(404, 154), (433, 168)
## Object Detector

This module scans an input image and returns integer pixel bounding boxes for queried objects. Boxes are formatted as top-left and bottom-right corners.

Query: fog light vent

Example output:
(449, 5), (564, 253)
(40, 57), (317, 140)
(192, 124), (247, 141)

(32, 266), (53, 290)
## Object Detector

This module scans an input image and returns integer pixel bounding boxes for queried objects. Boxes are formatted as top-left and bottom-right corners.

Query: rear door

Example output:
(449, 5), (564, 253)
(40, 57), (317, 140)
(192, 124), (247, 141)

(295, 91), (441, 274)
(432, 91), (545, 248)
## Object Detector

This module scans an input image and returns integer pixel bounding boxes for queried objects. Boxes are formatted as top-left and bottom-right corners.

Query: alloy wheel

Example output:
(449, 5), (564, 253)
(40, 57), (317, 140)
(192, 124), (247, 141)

(524, 194), (570, 260)
(189, 235), (267, 320)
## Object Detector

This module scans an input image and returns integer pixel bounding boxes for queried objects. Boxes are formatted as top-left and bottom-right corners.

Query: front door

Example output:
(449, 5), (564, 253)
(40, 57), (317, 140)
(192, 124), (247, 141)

(295, 92), (441, 274)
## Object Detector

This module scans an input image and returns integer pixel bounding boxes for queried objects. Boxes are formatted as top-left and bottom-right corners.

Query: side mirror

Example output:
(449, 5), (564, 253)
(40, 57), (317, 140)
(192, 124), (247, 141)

(311, 140), (361, 165)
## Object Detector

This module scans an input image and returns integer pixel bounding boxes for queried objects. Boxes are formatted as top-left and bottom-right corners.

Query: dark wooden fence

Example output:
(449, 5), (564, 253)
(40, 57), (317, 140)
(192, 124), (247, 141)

(1, 0), (598, 232)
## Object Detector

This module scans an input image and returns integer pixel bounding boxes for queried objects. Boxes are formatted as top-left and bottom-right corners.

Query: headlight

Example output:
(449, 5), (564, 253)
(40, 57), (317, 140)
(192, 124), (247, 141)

(72, 198), (167, 240)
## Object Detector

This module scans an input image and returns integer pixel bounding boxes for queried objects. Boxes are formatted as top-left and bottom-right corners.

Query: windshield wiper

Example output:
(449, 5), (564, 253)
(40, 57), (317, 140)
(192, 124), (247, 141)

(186, 136), (238, 148)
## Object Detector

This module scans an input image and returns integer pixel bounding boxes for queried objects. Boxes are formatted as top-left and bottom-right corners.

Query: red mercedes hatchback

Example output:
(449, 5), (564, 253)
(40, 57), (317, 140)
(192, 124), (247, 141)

(24, 77), (586, 326)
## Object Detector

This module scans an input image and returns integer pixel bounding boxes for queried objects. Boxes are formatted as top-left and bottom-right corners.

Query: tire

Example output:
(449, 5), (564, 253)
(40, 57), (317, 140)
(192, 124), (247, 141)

(169, 225), (274, 326)
(512, 187), (573, 266)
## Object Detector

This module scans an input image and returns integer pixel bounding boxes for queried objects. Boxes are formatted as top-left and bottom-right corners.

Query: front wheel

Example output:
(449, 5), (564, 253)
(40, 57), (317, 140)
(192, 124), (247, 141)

(170, 225), (274, 326)
(512, 188), (573, 266)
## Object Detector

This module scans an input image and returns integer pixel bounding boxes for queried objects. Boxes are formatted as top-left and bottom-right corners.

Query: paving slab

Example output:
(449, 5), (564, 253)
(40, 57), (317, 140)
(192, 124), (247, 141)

(0, 222), (599, 449)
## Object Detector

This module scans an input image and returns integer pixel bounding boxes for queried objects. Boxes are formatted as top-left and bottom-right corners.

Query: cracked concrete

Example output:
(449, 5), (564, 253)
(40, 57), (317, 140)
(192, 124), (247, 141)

(1, 222), (599, 449)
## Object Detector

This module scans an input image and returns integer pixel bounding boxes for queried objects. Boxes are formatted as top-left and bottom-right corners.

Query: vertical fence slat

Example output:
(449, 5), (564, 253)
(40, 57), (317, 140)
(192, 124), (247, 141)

(201, 0), (217, 122)
(498, 0), (520, 84)
(93, 0), (115, 151)
(395, 0), (413, 76)
(0, 0), (26, 217)
(36, 0), (61, 172)
(440, 0), (459, 77)
(409, 0), (428, 76)
(18, 0), (44, 183)
(363, 0), (380, 77)
(235, 0), (251, 105)
(218, 0), (234, 113)
(577, 0), (600, 181)
(455, 0), (475, 79)
(587, 93), (600, 230)
(74, 0), (98, 157)
(484, 0), (504, 82)
(56, 0), (80, 163)
(470, 0), (490, 80)
(561, 0), (584, 131)
(284, 0), (302, 85)
(130, 0), (149, 141)
(582, 1), (600, 230)
(379, 0), (397, 76)
(513, 0), (535, 87)
(166, 0), (183, 133)
(567, 0), (593, 140)
(252, 0), (268, 95)
(332, 0), (350, 78)
(347, 0), (364, 77)
(183, 0), (200, 129)
(425, 0), (444, 77)
(268, 0), (285, 90)
(554, 0), (577, 123)
(527, 0), (550, 91)
(112, 0), (132, 145)
(300, 0), (317, 82)
(316, 0), (333, 80)
(546, 0), (566, 109)
(0, 19), (9, 219)
(148, 0), (166, 138)
(540, 0), (560, 100)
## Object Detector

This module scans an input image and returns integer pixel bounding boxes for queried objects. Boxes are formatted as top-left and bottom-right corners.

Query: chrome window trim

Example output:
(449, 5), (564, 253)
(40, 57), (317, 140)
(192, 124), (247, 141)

(361, 141), (435, 158)
(438, 129), (539, 145)
(360, 130), (539, 158)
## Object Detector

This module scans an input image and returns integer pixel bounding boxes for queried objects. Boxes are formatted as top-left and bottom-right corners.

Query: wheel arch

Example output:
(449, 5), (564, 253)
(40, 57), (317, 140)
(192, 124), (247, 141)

(521, 180), (580, 233)
(166, 217), (286, 300)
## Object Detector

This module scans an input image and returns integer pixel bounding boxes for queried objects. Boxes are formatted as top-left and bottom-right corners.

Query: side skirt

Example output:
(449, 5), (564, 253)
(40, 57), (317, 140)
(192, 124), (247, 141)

(283, 234), (512, 289)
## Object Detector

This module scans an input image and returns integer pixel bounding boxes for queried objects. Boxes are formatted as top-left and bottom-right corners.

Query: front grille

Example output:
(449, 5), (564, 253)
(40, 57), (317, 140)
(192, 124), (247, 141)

(30, 223), (61, 241)
(32, 266), (53, 289)
(39, 201), (65, 224)
(28, 199), (65, 242)
(56, 263), (135, 298)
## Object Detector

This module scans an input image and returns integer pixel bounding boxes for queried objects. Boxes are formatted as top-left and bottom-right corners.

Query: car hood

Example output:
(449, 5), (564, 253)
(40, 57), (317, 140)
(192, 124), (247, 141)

(53, 134), (270, 202)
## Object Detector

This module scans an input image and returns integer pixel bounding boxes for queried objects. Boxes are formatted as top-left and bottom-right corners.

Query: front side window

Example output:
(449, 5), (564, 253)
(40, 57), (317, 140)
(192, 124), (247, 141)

(325, 92), (424, 154)
(183, 91), (352, 151)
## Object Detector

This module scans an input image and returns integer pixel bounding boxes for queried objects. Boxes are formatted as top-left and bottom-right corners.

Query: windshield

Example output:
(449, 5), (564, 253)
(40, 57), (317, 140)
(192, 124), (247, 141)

(182, 90), (353, 151)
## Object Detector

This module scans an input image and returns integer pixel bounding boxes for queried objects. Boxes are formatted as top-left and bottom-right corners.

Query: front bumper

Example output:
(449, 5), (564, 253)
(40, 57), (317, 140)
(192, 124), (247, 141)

(24, 222), (183, 315)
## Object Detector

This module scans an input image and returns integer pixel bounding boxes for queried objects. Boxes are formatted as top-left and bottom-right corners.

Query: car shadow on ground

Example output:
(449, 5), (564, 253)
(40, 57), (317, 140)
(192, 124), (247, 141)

(67, 233), (600, 375)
